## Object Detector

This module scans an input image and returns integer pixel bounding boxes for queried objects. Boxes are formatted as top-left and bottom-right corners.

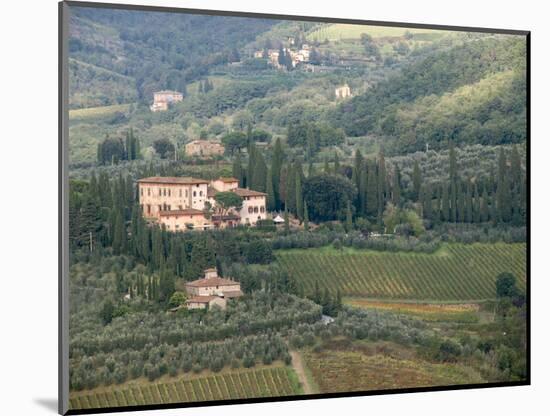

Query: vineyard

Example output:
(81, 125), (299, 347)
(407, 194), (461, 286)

(69, 366), (301, 410)
(302, 349), (485, 393)
(276, 243), (526, 301)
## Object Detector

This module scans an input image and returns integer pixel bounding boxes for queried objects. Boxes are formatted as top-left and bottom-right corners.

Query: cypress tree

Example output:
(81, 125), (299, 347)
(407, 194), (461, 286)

(303, 201), (309, 231)
(366, 160), (378, 217)
(480, 188), (489, 222)
(422, 184), (432, 220)
(252, 151), (267, 192)
(465, 181), (473, 223)
(266, 167), (275, 212)
(472, 183), (481, 223)
(457, 183), (465, 223)
(284, 208), (290, 234)
(271, 138), (284, 209)
(295, 168), (303, 221)
(391, 166), (401, 207)
(345, 200), (353, 232)
(450, 181), (457, 222)
(285, 164), (296, 214)
(377, 151), (387, 219)
(232, 153), (244, 187)
(442, 184), (450, 222)
(247, 143), (257, 189)
(412, 160), (421, 201)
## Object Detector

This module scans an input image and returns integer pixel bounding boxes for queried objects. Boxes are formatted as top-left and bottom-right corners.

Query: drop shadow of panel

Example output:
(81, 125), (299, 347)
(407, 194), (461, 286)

(34, 398), (58, 413)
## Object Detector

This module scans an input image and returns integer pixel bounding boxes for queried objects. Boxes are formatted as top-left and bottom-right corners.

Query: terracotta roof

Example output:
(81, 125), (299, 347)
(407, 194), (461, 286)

(233, 188), (267, 197)
(159, 209), (204, 216)
(185, 276), (239, 288)
(217, 177), (239, 183)
(222, 290), (243, 298)
(137, 176), (208, 185)
(186, 296), (218, 304)
(204, 268), (217, 272)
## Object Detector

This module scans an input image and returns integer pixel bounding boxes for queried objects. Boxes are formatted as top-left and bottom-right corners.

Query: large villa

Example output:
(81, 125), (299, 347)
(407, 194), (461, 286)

(184, 268), (243, 310)
(137, 176), (267, 231)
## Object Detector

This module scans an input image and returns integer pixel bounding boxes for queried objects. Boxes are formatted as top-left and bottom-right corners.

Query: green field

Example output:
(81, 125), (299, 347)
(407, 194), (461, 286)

(69, 103), (132, 122)
(306, 24), (445, 41)
(69, 366), (301, 410)
(276, 243), (526, 301)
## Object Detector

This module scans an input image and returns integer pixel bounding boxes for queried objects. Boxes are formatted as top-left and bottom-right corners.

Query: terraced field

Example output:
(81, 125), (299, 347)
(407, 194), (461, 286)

(302, 349), (485, 393)
(276, 243), (526, 301)
(69, 366), (301, 410)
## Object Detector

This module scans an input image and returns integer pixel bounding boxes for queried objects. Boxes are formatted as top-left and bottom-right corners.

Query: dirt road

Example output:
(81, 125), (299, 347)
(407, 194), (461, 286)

(290, 350), (314, 394)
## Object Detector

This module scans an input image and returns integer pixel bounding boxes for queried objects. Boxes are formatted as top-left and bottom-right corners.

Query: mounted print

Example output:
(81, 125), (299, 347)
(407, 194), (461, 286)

(59, 1), (530, 414)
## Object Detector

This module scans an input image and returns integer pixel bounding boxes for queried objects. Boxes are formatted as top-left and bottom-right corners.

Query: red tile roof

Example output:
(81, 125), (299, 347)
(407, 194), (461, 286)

(185, 276), (239, 288)
(217, 177), (239, 183)
(233, 188), (267, 197)
(137, 176), (208, 185)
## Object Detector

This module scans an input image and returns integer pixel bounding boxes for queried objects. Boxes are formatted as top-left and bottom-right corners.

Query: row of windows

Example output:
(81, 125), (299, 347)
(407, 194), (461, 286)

(247, 206), (265, 214)
(140, 187), (203, 198)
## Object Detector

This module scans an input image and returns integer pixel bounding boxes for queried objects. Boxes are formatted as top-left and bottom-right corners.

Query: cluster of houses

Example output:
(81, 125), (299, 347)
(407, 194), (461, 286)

(138, 176), (267, 231)
(183, 268), (243, 311)
(254, 43), (311, 69)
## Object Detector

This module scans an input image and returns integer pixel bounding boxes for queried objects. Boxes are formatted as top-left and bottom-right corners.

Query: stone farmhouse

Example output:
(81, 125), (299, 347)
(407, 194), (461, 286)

(335, 83), (352, 99)
(150, 90), (183, 112)
(185, 140), (225, 158)
(137, 176), (267, 231)
(185, 268), (243, 310)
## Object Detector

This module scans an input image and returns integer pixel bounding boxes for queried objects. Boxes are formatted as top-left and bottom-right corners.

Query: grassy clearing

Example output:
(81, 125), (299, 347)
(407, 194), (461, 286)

(306, 24), (445, 41)
(302, 345), (485, 393)
(69, 365), (301, 410)
(69, 103), (132, 122)
(276, 243), (526, 301)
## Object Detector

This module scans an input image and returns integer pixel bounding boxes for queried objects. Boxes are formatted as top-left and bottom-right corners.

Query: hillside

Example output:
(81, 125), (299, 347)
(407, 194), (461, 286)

(69, 7), (277, 108)
(329, 36), (527, 152)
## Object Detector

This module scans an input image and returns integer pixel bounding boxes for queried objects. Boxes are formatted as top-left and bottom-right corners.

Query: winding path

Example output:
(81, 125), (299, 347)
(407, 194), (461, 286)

(290, 350), (314, 394)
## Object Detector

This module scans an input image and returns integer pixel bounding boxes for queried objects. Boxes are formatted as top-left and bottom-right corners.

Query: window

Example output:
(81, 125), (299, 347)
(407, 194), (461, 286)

(158, 187), (161, 196)
(179, 189), (182, 197)
(254, 207), (259, 213)
(147, 204), (151, 214)
(260, 206), (265, 213)
(158, 205), (162, 211)
(147, 188), (151, 196)
(193, 191), (197, 197)
(199, 191), (203, 196)
(185, 190), (188, 197)
(248, 207), (253, 214)
(168, 189), (171, 197)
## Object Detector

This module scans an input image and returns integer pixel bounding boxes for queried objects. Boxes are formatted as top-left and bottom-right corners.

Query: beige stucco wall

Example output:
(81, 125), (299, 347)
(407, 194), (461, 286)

(158, 212), (211, 232)
(139, 182), (208, 218)
(239, 195), (267, 225)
